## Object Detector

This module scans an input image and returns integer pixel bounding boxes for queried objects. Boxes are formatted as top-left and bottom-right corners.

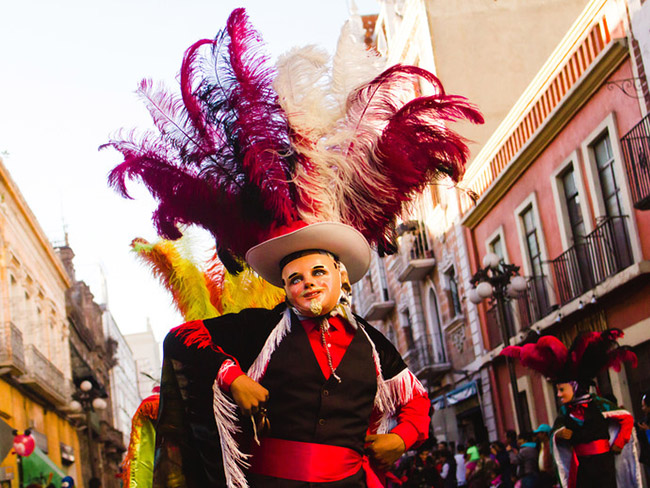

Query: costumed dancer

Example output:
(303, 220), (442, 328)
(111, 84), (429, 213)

(120, 237), (286, 488)
(500, 330), (641, 488)
(104, 7), (483, 487)
(120, 387), (160, 488)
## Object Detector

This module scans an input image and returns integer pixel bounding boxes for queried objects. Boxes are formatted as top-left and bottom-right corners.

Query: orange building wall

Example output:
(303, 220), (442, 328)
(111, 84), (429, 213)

(0, 379), (82, 487)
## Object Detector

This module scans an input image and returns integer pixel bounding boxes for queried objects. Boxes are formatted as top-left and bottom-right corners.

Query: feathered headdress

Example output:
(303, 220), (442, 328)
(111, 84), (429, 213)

(104, 8), (483, 271)
(130, 237), (284, 321)
(501, 329), (637, 384)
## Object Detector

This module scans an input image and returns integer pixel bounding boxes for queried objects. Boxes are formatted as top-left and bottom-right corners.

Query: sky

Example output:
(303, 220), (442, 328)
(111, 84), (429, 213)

(0, 0), (380, 344)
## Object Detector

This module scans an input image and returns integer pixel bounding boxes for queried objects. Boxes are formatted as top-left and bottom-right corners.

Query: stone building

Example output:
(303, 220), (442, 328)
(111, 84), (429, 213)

(353, 0), (598, 445)
(56, 244), (125, 488)
(124, 324), (161, 400)
(0, 156), (82, 487)
(103, 310), (140, 448)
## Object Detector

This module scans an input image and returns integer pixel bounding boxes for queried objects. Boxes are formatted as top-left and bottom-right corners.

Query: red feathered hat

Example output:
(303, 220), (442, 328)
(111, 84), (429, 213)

(104, 8), (483, 274)
(501, 329), (637, 384)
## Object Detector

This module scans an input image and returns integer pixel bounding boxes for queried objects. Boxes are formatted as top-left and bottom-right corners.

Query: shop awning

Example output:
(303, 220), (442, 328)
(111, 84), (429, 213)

(431, 380), (478, 410)
(21, 446), (65, 486)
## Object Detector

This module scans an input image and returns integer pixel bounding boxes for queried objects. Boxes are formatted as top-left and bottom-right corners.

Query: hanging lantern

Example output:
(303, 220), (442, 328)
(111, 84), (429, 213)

(13, 430), (35, 457)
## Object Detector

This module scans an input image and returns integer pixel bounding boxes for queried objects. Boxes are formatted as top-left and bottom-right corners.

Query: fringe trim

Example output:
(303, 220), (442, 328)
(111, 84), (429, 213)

(385, 369), (427, 407)
(357, 322), (427, 434)
(357, 323), (394, 433)
(247, 308), (293, 382)
(212, 308), (292, 488)
(602, 410), (643, 488)
(551, 430), (569, 488)
(624, 428), (642, 488)
(212, 378), (250, 488)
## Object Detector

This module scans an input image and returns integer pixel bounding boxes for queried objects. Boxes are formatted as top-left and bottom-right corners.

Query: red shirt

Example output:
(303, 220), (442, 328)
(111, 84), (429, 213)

(218, 315), (430, 449)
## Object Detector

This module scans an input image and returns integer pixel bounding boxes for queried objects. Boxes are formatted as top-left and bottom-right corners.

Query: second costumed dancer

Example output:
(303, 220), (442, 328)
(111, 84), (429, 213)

(501, 330), (641, 488)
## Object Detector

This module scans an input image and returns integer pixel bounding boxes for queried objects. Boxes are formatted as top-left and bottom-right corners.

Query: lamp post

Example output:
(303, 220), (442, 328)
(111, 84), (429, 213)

(469, 253), (528, 432)
(70, 379), (108, 480)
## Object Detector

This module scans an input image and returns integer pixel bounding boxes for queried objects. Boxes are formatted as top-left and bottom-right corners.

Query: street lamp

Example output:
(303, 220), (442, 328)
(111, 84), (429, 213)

(70, 379), (108, 480)
(470, 252), (529, 432)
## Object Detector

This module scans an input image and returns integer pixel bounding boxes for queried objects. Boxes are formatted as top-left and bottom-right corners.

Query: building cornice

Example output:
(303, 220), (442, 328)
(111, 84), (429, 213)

(0, 157), (71, 288)
(462, 38), (629, 229)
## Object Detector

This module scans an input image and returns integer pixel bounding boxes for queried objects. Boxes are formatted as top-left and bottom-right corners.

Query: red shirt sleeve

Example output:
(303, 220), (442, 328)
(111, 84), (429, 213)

(216, 359), (245, 392)
(611, 410), (634, 449)
(389, 383), (431, 450)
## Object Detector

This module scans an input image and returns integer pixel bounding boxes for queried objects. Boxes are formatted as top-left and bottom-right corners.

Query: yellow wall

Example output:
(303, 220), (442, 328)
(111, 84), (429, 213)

(0, 378), (82, 487)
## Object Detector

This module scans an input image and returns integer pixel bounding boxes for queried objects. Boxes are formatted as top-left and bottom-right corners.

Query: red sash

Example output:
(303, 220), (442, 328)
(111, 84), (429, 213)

(250, 437), (383, 487)
(574, 439), (610, 457)
(568, 439), (611, 488)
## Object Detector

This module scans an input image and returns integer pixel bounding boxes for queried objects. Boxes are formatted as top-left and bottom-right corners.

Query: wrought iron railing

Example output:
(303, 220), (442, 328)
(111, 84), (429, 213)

(0, 322), (25, 374)
(621, 113), (650, 209)
(405, 340), (446, 373)
(397, 221), (434, 261)
(23, 344), (68, 404)
(484, 273), (552, 349)
(517, 275), (552, 328)
(355, 288), (392, 319)
(485, 301), (516, 350)
(550, 216), (633, 305)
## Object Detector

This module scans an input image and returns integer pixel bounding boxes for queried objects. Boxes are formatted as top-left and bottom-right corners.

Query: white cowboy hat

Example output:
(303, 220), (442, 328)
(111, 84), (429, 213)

(246, 221), (371, 287)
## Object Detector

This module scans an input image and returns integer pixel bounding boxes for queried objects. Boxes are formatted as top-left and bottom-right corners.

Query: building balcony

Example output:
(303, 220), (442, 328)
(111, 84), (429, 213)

(100, 420), (126, 452)
(485, 216), (632, 350)
(550, 216), (633, 306)
(396, 253), (437, 282)
(19, 345), (68, 406)
(0, 322), (26, 376)
(516, 276), (552, 330)
(621, 113), (650, 210)
(404, 343), (451, 380)
(356, 290), (395, 322)
(395, 221), (436, 282)
(485, 302), (514, 350)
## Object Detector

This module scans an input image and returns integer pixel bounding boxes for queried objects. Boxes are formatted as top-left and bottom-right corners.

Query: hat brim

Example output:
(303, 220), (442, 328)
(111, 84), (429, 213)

(246, 222), (371, 288)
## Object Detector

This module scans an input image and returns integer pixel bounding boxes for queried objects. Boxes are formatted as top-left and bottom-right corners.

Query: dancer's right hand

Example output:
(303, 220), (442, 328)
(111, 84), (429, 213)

(230, 375), (269, 416)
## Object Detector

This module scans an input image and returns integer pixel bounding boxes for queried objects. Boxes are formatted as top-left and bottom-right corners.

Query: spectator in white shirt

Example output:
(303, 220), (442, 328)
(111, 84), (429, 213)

(455, 444), (467, 487)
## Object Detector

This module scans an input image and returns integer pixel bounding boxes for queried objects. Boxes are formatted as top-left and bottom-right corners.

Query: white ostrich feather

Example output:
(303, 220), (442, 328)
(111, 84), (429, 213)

(274, 45), (338, 139)
(331, 17), (385, 107)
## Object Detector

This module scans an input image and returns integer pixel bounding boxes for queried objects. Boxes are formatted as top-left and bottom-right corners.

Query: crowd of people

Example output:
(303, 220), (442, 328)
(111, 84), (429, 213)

(386, 431), (559, 488)
(24, 476), (101, 488)
(387, 389), (650, 488)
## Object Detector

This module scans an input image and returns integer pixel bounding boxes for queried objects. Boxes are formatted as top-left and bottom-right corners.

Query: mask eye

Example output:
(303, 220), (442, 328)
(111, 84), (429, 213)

(289, 275), (302, 285)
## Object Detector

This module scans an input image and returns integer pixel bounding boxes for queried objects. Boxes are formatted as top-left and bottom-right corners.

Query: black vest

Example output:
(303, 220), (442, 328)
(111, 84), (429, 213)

(260, 315), (377, 454)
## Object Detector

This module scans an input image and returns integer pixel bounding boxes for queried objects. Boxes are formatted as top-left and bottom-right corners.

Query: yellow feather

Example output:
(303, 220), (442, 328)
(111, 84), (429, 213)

(132, 237), (284, 321)
(222, 268), (285, 314)
(132, 238), (218, 321)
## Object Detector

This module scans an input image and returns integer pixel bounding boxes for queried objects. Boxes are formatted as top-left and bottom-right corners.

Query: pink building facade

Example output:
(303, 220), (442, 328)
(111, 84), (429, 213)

(461, 0), (650, 437)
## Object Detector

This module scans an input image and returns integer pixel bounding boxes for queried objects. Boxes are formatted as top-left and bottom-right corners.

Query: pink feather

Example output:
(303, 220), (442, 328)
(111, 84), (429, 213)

(222, 8), (297, 225)
(343, 91), (483, 248)
(500, 336), (568, 379)
(179, 38), (218, 155)
(606, 348), (638, 372)
(105, 8), (298, 261)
